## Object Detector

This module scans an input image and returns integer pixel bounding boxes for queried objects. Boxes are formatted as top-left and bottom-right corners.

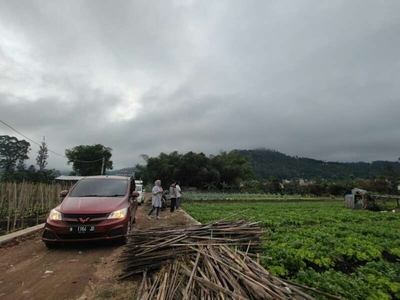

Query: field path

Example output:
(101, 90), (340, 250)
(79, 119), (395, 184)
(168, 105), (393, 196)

(0, 194), (196, 300)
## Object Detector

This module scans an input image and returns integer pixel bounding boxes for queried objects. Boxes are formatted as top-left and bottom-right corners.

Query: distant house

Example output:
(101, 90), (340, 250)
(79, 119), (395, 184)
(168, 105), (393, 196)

(299, 179), (315, 186)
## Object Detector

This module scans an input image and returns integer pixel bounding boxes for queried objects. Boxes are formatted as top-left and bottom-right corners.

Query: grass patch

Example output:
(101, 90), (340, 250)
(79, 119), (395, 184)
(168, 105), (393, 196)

(97, 288), (116, 299)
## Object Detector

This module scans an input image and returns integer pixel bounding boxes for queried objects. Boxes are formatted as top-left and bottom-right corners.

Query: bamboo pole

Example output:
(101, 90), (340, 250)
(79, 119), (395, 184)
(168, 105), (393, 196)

(6, 183), (12, 232)
(183, 251), (200, 300)
(12, 182), (18, 231)
(281, 279), (342, 300)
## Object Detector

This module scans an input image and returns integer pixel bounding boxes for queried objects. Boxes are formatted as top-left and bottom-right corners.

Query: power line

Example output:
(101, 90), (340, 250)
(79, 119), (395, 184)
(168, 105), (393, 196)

(0, 119), (105, 164)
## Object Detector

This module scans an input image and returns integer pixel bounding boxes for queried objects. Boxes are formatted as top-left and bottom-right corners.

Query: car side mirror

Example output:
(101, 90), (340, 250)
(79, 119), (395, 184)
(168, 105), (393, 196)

(60, 190), (68, 198)
(132, 191), (140, 198)
(143, 189), (146, 192)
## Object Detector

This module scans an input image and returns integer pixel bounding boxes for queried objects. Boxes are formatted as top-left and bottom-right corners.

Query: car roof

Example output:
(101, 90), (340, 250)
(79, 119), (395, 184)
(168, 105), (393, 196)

(82, 175), (129, 181)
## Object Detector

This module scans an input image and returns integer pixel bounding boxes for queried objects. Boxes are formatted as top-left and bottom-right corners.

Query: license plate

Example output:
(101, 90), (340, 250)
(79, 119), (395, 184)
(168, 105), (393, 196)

(69, 226), (95, 234)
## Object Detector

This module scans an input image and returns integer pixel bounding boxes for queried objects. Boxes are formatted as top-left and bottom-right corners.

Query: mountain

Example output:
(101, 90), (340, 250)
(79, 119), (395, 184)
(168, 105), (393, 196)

(234, 149), (400, 180)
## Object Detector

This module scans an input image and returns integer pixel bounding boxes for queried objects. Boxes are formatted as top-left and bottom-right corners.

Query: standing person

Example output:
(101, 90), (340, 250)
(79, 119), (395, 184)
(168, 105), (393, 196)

(148, 180), (163, 220)
(169, 181), (177, 213)
(175, 181), (182, 210)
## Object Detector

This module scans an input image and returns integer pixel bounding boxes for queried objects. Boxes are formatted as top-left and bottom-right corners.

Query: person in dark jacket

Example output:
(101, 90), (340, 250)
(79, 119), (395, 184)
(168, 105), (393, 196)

(169, 181), (177, 213)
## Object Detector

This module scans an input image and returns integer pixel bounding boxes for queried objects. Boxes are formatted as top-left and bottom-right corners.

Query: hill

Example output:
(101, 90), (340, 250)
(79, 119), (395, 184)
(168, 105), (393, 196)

(234, 149), (400, 180)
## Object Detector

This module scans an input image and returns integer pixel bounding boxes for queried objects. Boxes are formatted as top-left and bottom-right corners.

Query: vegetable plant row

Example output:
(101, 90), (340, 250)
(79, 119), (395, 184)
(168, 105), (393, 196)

(183, 202), (400, 300)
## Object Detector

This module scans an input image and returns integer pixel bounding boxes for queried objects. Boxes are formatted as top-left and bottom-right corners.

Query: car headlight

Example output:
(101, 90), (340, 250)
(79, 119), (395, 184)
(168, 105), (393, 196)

(49, 209), (62, 221)
(108, 208), (128, 219)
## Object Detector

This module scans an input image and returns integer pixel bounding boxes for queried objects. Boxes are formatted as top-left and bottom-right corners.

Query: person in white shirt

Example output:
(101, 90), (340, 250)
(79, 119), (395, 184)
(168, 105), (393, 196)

(175, 181), (182, 210)
(148, 180), (163, 219)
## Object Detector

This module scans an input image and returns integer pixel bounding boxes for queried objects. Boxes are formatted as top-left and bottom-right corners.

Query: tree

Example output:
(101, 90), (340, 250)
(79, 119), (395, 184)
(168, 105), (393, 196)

(211, 151), (253, 185)
(179, 152), (219, 187)
(36, 138), (49, 171)
(139, 154), (149, 163)
(142, 151), (183, 187)
(65, 144), (113, 176)
(36, 168), (61, 184)
(381, 164), (400, 194)
(0, 135), (30, 180)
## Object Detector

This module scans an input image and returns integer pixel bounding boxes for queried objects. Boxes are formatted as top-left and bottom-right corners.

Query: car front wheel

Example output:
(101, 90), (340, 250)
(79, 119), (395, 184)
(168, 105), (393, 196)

(45, 242), (59, 249)
(116, 217), (132, 246)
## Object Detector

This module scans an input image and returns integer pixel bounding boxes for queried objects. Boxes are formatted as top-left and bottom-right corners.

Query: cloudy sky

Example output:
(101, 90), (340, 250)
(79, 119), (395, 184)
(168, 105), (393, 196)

(1, 0), (399, 171)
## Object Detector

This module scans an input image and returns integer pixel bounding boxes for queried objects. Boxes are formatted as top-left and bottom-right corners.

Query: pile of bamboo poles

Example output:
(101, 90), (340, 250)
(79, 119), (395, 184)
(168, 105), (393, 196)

(135, 245), (322, 300)
(119, 220), (263, 278)
(120, 221), (340, 299)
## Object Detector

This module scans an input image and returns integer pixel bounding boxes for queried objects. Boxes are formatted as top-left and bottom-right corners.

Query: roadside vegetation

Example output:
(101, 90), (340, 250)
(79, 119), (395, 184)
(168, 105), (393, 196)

(0, 182), (62, 233)
(183, 201), (400, 300)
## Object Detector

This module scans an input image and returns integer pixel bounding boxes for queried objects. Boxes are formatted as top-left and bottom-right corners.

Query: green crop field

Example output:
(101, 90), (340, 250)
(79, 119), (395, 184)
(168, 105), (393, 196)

(183, 192), (333, 201)
(182, 202), (400, 300)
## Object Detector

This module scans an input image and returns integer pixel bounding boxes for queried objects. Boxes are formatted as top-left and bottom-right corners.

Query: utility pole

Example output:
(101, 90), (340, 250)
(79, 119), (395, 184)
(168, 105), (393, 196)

(101, 157), (105, 175)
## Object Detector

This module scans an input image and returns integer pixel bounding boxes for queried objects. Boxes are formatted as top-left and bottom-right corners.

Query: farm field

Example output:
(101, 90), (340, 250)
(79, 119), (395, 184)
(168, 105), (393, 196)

(183, 202), (400, 300)
(183, 192), (333, 201)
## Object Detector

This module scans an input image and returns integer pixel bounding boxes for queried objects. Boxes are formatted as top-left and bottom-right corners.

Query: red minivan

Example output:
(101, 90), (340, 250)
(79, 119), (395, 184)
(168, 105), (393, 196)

(42, 176), (138, 248)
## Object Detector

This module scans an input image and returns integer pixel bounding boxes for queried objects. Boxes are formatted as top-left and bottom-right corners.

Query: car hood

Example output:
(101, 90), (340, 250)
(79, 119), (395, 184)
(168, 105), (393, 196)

(60, 197), (126, 214)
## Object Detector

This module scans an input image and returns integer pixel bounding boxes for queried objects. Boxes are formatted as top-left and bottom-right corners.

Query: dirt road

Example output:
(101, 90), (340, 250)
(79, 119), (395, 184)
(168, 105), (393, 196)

(0, 196), (197, 300)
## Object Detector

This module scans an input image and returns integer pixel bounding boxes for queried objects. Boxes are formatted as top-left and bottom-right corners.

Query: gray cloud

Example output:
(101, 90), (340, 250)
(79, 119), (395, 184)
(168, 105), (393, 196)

(0, 0), (399, 171)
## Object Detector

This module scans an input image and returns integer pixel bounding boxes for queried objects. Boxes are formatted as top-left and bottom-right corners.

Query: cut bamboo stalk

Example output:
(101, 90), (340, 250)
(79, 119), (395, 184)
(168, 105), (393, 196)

(282, 279), (342, 300)
(184, 251), (200, 300)
(180, 267), (248, 300)
(12, 182), (17, 231)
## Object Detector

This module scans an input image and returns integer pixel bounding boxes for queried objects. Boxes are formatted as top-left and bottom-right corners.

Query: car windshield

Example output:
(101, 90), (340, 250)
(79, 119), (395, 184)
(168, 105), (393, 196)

(135, 185), (142, 192)
(69, 179), (128, 197)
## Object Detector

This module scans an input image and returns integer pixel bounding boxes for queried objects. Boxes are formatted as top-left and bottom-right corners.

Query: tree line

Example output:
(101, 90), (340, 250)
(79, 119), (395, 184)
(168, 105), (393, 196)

(236, 149), (400, 181)
(238, 174), (399, 196)
(135, 151), (253, 190)
(136, 150), (400, 196)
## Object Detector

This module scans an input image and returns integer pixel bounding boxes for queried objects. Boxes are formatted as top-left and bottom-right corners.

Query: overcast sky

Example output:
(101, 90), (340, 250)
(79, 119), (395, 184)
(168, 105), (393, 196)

(1, 0), (399, 171)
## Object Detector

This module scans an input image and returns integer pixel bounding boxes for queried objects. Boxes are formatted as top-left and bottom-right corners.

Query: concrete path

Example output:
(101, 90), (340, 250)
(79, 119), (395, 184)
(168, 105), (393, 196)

(0, 223), (44, 245)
